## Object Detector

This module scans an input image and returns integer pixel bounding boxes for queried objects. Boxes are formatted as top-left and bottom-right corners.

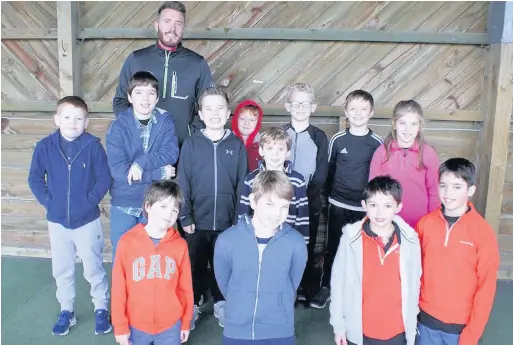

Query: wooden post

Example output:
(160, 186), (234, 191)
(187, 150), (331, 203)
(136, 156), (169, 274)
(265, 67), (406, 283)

(57, 2), (81, 97)
(475, 2), (513, 233)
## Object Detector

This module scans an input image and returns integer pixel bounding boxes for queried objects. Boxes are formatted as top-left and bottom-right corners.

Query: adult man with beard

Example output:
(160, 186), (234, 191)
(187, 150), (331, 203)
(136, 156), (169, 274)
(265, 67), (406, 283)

(113, 1), (214, 147)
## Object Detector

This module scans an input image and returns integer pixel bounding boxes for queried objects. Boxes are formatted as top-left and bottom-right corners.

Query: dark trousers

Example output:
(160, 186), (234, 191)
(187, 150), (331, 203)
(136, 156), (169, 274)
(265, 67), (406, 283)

(185, 230), (224, 305)
(348, 332), (406, 345)
(321, 204), (366, 288)
(300, 202), (322, 298)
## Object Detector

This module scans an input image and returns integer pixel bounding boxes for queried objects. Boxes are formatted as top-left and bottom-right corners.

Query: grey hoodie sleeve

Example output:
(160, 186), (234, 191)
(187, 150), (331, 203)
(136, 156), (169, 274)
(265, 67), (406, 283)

(407, 237), (422, 345)
(289, 239), (307, 291)
(112, 53), (134, 116)
(213, 233), (232, 298)
(329, 234), (348, 338)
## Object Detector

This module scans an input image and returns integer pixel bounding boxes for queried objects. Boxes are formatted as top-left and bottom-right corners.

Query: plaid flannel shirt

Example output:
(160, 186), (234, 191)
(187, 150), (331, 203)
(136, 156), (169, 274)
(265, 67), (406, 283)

(118, 111), (166, 217)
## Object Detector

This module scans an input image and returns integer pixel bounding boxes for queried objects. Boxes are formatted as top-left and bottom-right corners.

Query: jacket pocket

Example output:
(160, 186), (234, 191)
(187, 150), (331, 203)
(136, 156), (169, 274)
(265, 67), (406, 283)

(214, 193), (235, 226)
(257, 292), (289, 326)
(225, 292), (254, 327)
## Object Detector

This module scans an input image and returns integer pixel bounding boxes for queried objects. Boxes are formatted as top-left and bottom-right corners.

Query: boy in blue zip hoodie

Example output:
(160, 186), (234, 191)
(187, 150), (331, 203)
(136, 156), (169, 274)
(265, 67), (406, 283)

(28, 96), (112, 336)
(177, 87), (248, 330)
(106, 71), (179, 260)
(214, 170), (308, 345)
(237, 126), (310, 243)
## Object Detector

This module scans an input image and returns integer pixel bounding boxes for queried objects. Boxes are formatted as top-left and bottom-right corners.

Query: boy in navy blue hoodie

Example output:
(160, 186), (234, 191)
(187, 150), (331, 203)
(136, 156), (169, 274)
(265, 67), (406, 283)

(106, 71), (179, 260)
(28, 96), (112, 336)
(177, 87), (248, 330)
(214, 170), (308, 345)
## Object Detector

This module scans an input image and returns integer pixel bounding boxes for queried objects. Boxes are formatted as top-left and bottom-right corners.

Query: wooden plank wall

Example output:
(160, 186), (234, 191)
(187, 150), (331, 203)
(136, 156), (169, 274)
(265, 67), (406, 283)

(4, 2), (510, 264)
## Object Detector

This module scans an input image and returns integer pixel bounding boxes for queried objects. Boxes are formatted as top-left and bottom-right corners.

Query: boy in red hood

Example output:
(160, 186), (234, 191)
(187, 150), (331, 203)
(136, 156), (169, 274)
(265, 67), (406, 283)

(232, 100), (264, 172)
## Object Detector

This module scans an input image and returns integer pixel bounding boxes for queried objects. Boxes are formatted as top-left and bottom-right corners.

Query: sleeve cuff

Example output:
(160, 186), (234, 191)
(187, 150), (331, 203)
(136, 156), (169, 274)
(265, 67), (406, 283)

(113, 324), (130, 336)
(181, 319), (192, 331)
(160, 167), (167, 180)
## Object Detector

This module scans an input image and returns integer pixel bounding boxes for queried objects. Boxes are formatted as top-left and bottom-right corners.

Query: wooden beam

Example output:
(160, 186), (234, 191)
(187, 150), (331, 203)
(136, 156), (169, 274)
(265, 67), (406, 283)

(1, 28), (58, 40)
(475, 2), (513, 233)
(1, 101), (485, 122)
(77, 27), (489, 45)
(56, 2), (81, 97)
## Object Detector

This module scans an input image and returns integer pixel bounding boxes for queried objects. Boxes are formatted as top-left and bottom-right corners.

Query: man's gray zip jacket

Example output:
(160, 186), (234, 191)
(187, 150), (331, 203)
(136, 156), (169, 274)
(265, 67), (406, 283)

(214, 215), (308, 340)
(329, 216), (422, 345)
(177, 130), (248, 231)
(113, 43), (214, 146)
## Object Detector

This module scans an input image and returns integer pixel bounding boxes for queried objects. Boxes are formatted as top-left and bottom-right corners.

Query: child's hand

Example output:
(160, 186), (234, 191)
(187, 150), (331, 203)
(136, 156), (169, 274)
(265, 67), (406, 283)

(127, 165), (143, 185)
(163, 165), (176, 179)
(334, 334), (348, 345)
(183, 224), (195, 234)
(181, 330), (190, 343)
(115, 333), (131, 345)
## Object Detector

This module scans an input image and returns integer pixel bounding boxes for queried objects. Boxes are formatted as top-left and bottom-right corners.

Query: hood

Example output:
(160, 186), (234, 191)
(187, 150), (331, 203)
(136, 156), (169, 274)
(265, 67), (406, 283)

(132, 223), (182, 244)
(238, 214), (293, 241)
(50, 129), (99, 151)
(231, 100), (264, 146)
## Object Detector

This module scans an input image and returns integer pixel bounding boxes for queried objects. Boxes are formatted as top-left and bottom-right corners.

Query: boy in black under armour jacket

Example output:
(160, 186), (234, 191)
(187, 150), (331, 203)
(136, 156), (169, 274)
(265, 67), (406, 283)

(177, 87), (248, 331)
(283, 83), (329, 302)
(310, 90), (383, 309)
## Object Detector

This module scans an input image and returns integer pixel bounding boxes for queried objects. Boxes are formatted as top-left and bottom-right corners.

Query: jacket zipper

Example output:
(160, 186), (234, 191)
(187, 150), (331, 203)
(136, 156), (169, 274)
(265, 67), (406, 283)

(58, 147), (87, 228)
(443, 216), (462, 247)
(213, 143), (218, 230)
(146, 118), (164, 152)
(162, 51), (170, 99)
(292, 132), (299, 170)
(250, 233), (276, 339)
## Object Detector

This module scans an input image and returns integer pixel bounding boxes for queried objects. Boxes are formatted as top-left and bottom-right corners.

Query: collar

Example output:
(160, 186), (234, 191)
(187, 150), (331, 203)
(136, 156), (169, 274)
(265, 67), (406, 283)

(389, 140), (420, 153)
(439, 202), (474, 219)
(133, 110), (157, 128)
(257, 160), (292, 173)
(362, 218), (402, 246)
(157, 40), (178, 52)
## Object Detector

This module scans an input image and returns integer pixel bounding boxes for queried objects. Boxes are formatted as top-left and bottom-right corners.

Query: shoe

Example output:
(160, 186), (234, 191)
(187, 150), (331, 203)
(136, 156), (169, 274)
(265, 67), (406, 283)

(297, 287), (307, 302)
(95, 309), (113, 335)
(213, 301), (225, 328)
(52, 310), (77, 336)
(310, 287), (330, 309)
(190, 304), (201, 331)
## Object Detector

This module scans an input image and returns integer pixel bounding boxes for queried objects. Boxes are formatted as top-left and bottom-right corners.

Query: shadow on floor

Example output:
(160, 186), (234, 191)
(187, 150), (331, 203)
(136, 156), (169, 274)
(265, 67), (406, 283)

(1, 256), (512, 345)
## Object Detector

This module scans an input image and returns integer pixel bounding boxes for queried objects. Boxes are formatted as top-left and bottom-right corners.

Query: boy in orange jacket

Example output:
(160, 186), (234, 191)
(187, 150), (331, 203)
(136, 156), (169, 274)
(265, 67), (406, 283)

(415, 158), (500, 345)
(112, 181), (193, 345)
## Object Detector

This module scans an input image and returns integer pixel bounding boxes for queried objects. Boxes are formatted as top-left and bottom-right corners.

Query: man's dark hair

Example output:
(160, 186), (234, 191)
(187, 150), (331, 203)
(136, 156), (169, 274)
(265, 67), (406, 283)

(362, 175), (402, 204)
(57, 96), (89, 114)
(127, 71), (159, 96)
(142, 181), (184, 218)
(198, 87), (228, 109)
(439, 158), (476, 186)
(345, 90), (374, 110)
(158, 1), (186, 20)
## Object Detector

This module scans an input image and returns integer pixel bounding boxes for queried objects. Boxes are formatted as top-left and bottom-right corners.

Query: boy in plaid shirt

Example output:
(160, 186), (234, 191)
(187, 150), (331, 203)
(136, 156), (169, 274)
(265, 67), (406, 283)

(107, 71), (179, 260)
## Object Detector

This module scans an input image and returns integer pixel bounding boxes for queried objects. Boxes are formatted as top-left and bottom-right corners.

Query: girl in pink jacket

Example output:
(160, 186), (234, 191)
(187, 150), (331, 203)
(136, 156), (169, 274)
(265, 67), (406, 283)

(369, 100), (440, 228)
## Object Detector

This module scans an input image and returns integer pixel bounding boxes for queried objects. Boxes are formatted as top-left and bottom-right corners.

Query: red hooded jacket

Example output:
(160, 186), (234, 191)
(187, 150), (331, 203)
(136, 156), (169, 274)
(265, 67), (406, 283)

(232, 100), (263, 172)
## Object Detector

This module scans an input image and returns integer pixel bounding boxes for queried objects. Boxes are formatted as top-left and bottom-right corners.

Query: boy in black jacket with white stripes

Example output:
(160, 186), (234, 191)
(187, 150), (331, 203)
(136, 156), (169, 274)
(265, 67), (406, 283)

(177, 87), (248, 330)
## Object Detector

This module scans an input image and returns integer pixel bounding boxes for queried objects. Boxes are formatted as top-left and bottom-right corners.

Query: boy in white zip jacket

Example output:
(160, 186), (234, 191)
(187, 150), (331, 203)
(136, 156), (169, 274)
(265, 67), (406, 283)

(329, 175), (421, 345)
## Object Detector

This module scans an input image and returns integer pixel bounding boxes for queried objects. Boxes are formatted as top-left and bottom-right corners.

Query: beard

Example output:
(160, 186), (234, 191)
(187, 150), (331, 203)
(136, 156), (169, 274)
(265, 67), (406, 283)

(157, 29), (182, 48)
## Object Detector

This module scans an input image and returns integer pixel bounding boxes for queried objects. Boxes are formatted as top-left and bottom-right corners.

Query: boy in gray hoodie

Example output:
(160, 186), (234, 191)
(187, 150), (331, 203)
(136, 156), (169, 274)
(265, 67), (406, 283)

(329, 176), (421, 345)
(214, 170), (308, 344)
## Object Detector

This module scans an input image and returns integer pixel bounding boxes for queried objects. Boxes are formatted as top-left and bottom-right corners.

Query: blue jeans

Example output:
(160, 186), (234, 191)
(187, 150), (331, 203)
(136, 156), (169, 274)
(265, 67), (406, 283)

(416, 323), (460, 345)
(110, 206), (146, 262)
(129, 321), (181, 345)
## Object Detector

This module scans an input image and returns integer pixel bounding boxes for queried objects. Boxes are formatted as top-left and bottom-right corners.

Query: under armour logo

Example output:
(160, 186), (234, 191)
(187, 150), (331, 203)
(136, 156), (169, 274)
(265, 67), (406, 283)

(340, 148), (348, 154)
(226, 150), (233, 155)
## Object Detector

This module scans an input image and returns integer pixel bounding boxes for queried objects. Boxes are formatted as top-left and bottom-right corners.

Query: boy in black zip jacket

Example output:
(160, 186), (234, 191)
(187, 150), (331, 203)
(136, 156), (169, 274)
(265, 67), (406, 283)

(177, 87), (248, 331)
(283, 83), (329, 302)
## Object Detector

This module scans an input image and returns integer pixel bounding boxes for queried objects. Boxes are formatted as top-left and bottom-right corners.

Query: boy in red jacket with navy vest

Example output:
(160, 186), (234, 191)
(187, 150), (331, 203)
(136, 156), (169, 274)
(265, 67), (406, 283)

(416, 158), (500, 345)
(231, 100), (264, 172)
